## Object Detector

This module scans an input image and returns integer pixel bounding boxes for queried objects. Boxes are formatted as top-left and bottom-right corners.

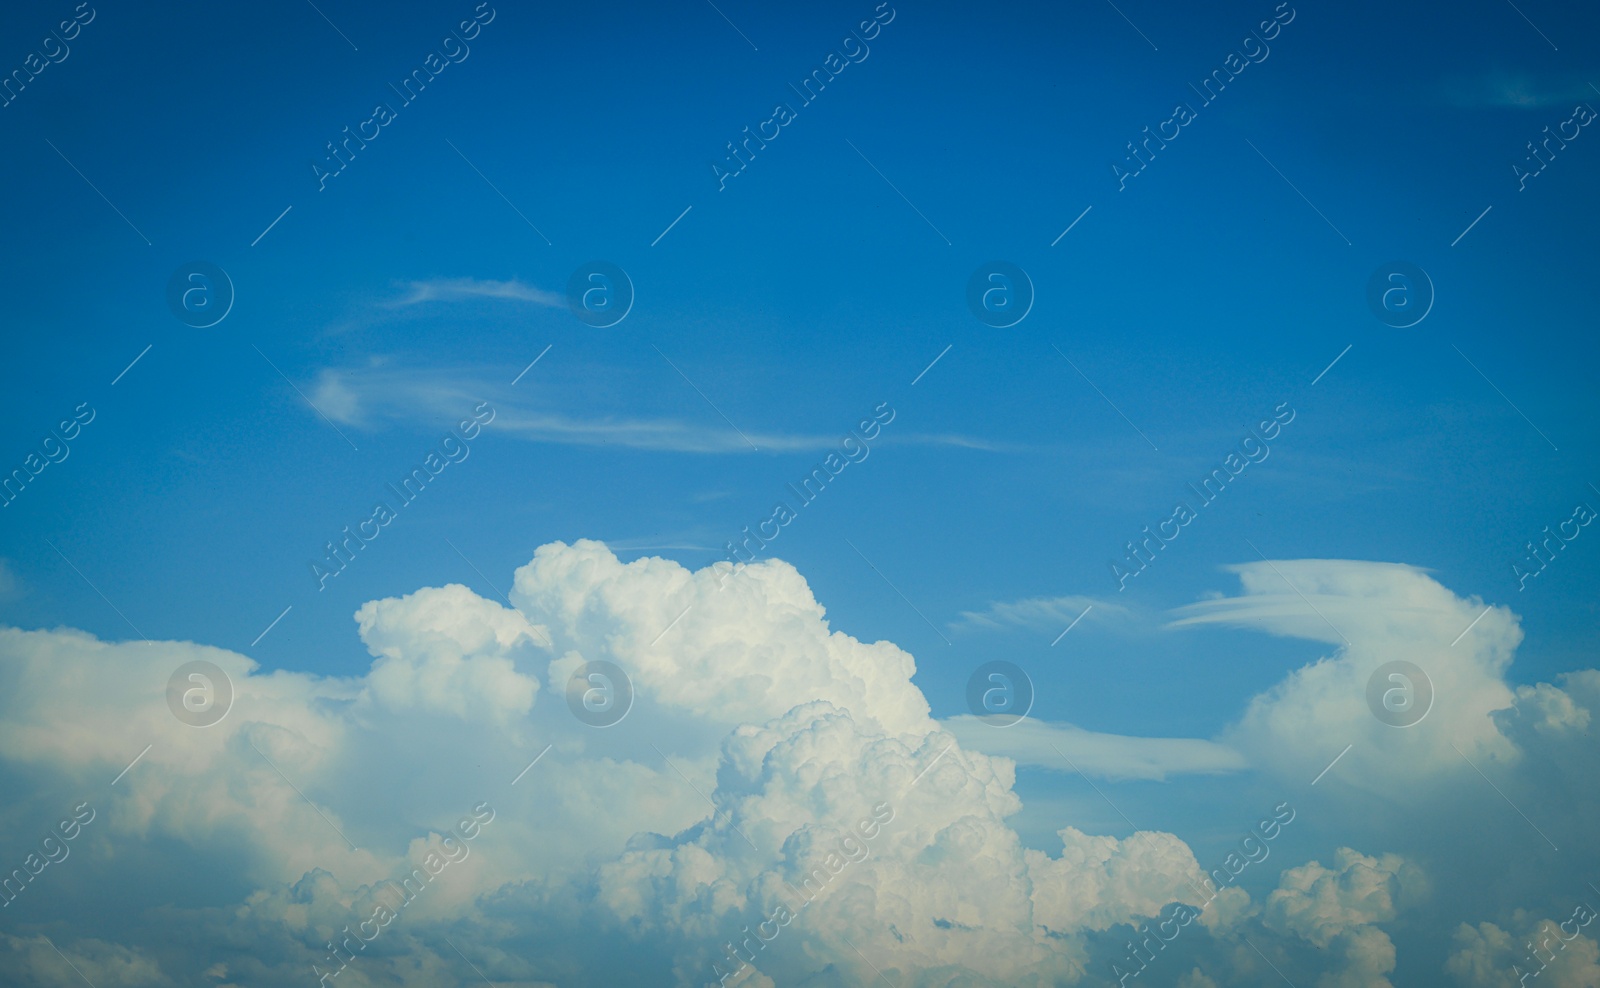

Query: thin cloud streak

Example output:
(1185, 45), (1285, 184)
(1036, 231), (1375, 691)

(944, 715), (1247, 781)
(307, 364), (1008, 454)
(389, 277), (565, 308)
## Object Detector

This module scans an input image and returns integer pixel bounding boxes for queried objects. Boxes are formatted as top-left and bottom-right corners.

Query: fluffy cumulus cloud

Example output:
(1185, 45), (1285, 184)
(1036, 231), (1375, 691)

(356, 583), (547, 724)
(0, 548), (1595, 986)
(1028, 828), (1211, 934)
(596, 702), (1090, 987)
(507, 540), (933, 737)
(1507, 680), (1592, 737)
(1447, 915), (1600, 987)
(1264, 848), (1423, 948)
(1258, 847), (1424, 988)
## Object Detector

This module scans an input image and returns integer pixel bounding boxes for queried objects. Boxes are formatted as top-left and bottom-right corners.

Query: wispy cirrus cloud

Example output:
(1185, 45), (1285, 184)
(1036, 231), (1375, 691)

(944, 715), (1248, 781)
(307, 362), (1004, 454)
(1442, 70), (1600, 109)
(389, 276), (564, 308)
(952, 594), (1126, 633)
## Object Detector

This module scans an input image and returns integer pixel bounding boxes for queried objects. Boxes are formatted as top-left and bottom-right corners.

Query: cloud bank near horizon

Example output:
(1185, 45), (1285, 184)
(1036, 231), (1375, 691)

(0, 544), (1593, 987)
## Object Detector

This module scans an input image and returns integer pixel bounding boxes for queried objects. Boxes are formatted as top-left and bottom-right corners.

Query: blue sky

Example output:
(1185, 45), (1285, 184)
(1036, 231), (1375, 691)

(2, 0), (1599, 985)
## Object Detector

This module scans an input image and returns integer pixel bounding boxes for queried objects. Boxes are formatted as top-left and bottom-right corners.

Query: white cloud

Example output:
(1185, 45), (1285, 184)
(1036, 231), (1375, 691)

(0, 541), (1259, 987)
(355, 583), (548, 725)
(0, 933), (169, 987)
(509, 541), (942, 738)
(1, 546), (1596, 987)
(1253, 847), (1423, 988)
(944, 715), (1246, 781)
(1316, 925), (1400, 988)
(951, 594), (1123, 634)
(595, 701), (1091, 987)
(1448, 917), (1600, 987)
(304, 360), (1000, 454)
(308, 369), (363, 426)
(1028, 827), (1211, 933)
(391, 276), (565, 308)
(1178, 969), (1220, 988)
(1174, 560), (1521, 789)
(1263, 847), (1423, 948)
(1508, 681), (1591, 736)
